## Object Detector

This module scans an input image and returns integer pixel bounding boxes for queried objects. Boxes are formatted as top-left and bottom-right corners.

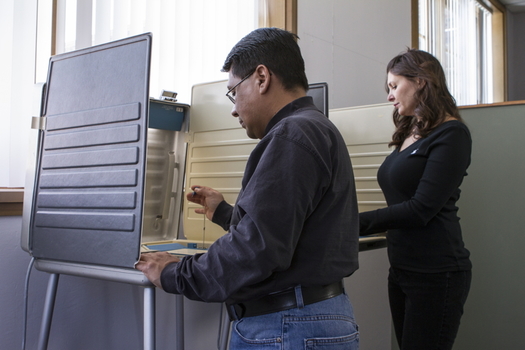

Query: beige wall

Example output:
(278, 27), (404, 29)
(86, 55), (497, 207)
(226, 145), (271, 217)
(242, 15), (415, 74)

(298, 0), (412, 109)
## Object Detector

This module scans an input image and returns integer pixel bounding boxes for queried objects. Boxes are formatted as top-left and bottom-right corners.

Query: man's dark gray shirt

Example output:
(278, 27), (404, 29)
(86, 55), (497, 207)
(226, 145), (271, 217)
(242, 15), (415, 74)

(161, 96), (359, 303)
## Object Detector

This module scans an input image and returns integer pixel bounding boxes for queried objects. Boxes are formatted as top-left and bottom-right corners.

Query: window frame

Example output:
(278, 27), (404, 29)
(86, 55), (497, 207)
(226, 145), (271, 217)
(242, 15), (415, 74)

(412, 0), (506, 105)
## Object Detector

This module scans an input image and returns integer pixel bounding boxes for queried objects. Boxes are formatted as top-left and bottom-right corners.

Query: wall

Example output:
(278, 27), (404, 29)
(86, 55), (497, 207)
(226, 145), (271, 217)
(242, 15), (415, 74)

(297, 0), (412, 109)
(507, 11), (525, 101)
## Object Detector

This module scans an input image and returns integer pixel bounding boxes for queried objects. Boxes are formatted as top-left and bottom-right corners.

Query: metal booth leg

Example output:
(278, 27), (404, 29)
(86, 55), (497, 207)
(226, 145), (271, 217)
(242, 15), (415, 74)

(143, 286), (156, 350)
(37, 273), (60, 350)
(219, 303), (231, 350)
(175, 294), (184, 350)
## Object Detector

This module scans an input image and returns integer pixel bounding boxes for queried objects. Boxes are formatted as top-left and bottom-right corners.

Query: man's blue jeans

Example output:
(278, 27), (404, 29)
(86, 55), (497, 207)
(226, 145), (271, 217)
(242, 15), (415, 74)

(229, 292), (359, 349)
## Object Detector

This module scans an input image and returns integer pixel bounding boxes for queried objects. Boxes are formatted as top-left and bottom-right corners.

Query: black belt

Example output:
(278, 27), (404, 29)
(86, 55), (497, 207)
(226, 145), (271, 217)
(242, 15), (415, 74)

(226, 281), (344, 320)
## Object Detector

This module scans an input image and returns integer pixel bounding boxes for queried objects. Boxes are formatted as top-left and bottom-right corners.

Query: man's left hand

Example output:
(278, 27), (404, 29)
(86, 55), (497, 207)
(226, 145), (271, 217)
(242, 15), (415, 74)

(135, 252), (180, 289)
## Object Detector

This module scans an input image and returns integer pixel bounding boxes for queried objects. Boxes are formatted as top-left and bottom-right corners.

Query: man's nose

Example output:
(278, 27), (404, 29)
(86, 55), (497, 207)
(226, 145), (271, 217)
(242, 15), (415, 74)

(231, 105), (238, 118)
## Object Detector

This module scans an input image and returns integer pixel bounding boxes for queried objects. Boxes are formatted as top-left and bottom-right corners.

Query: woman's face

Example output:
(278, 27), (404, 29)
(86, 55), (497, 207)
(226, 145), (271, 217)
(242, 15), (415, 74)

(387, 72), (419, 117)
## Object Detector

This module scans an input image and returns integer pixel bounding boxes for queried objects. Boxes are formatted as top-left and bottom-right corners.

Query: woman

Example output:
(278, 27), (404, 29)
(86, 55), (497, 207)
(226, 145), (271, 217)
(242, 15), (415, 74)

(359, 49), (472, 350)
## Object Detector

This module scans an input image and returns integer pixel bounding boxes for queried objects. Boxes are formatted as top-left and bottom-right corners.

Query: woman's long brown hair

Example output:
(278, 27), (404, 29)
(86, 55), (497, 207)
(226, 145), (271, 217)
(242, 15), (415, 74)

(386, 49), (462, 148)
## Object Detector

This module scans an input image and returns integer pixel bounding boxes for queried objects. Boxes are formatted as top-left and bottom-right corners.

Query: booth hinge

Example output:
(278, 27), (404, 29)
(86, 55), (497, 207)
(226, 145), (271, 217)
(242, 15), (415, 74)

(31, 116), (47, 130)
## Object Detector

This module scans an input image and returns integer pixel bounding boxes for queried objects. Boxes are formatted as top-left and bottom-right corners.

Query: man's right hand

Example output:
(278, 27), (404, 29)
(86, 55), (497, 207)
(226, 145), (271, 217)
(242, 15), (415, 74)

(186, 185), (225, 221)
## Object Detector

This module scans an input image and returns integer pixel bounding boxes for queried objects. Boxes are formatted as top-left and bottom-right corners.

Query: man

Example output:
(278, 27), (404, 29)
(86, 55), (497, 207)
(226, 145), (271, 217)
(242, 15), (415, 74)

(136, 27), (360, 349)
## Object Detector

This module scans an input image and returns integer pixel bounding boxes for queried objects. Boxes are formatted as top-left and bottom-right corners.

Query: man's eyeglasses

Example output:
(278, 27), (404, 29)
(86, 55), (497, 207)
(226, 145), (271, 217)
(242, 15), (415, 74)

(226, 70), (255, 104)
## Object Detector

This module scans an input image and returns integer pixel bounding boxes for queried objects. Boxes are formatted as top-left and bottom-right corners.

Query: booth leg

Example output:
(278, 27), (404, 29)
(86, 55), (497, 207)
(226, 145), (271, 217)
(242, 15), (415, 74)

(175, 294), (184, 350)
(37, 273), (60, 350)
(143, 286), (156, 350)
(219, 303), (231, 350)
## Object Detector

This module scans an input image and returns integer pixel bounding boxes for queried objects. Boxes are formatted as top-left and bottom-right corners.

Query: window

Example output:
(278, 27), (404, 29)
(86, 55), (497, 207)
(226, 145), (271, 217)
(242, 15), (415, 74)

(3, 0), (296, 188)
(37, 0), (258, 103)
(418, 0), (505, 105)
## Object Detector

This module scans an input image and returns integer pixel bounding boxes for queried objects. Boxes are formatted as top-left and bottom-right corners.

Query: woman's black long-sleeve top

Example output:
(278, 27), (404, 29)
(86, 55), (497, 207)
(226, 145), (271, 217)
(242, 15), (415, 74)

(359, 120), (472, 273)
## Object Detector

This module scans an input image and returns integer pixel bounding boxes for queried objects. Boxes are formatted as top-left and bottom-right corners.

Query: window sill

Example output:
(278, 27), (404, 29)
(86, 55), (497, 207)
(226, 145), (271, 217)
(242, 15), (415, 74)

(0, 188), (24, 216)
(459, 100), (525, 109)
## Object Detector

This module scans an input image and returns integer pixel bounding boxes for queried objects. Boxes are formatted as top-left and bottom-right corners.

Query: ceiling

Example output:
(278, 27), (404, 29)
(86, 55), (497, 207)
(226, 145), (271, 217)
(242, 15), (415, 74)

(499, 0), (525, 12)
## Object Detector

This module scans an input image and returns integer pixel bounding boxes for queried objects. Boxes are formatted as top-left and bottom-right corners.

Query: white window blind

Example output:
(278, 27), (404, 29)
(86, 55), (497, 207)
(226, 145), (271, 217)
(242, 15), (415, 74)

(419, 0), (493, 105)
(48, 0), (258, 103)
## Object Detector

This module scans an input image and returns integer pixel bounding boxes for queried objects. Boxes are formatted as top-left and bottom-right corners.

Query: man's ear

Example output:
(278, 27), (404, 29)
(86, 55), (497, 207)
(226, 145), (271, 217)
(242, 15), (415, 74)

(254, 64), (272, 94)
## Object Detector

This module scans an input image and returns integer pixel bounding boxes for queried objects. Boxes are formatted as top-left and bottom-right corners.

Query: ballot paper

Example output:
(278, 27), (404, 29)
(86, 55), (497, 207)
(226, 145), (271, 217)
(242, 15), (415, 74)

(142, 242), (207, 256)
(167, 248), (208, 256)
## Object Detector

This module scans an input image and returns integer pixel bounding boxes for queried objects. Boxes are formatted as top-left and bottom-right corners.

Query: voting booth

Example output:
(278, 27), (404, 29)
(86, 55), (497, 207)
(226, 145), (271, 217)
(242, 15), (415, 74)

(20, 33), (242, 350)
(20, 33), (387, 349)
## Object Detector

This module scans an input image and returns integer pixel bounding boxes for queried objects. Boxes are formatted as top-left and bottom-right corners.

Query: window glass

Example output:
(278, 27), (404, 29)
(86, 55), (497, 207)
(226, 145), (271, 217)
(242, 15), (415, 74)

(41, 0), (258, 103)
(419, 0), (495, 105)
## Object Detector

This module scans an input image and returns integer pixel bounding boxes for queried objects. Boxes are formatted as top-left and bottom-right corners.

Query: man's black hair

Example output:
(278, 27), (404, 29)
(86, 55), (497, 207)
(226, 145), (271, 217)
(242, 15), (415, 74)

(222, 27), (309, 91)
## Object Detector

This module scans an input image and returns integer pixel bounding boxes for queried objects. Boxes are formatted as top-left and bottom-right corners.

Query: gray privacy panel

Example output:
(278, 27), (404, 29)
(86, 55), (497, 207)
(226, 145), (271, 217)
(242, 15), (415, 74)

(29, 33), (152, 268)
(452, 103), (525, 350)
